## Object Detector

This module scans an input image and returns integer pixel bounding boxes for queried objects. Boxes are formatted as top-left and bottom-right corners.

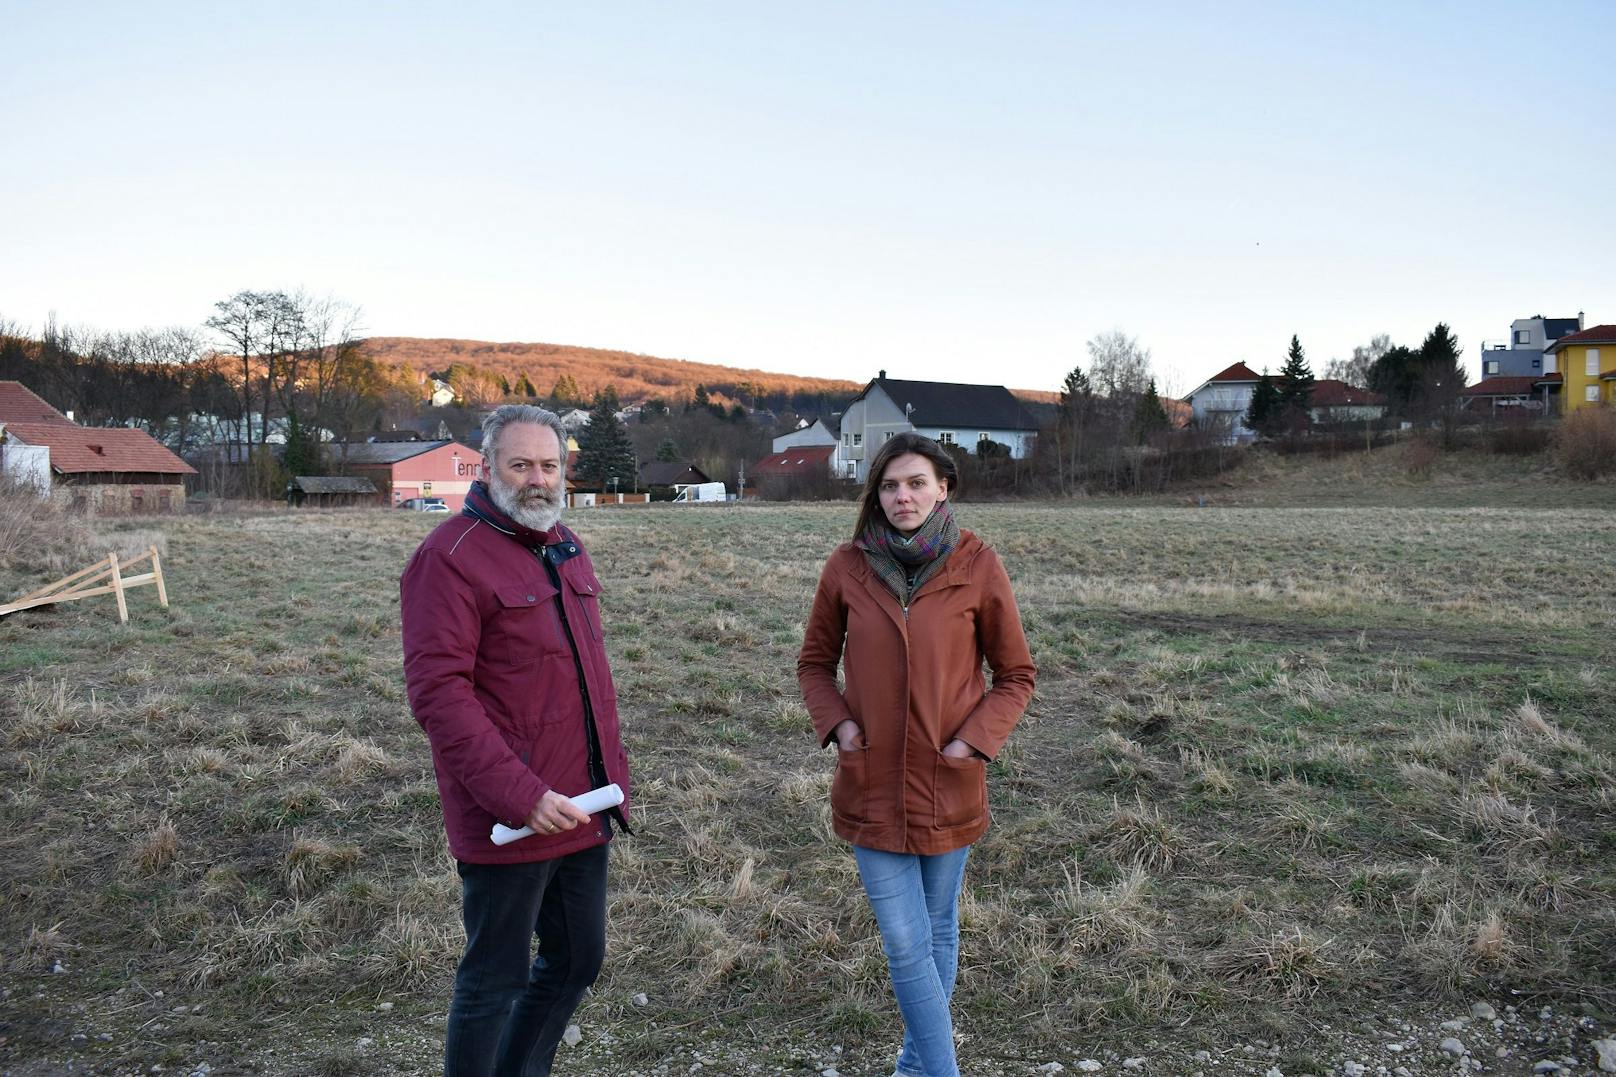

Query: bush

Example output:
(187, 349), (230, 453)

(0, 472), (92, 573)
(1556, 406), (1616, 480)
(1486, 416), (1552, 456)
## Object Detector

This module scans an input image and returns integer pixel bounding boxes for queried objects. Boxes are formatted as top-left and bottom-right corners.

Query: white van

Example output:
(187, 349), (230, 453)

(671, 482), (727, 503)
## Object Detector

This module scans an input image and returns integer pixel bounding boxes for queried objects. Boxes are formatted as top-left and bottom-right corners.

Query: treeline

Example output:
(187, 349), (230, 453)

(361, 336), (862, 419)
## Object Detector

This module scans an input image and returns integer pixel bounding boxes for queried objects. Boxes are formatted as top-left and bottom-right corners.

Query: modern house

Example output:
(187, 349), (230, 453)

(1477, 313), (1584, 380)
(1545, 324), (1616, 411)
(1184, 362), (1264, 443)
(329, 440), (481, 510)
(839, 372), (1039, 482)
(771, 419), (848, 478)
(0, 381), (196, 513)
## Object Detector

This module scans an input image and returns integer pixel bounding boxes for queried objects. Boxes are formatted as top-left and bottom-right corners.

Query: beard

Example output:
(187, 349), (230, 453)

(489, 474), (563, 533)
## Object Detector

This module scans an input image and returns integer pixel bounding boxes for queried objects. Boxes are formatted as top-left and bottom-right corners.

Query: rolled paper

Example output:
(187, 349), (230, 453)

(490, 783), (625, 846)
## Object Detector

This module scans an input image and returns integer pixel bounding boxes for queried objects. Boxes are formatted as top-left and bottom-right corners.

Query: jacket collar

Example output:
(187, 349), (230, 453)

(850, 529), (979, 603)
(462, 480), (567, 549)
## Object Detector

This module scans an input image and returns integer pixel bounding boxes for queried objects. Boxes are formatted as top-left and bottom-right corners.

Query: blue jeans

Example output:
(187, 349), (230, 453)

(852, 844), (971, 1077)
(445, 842), (609, 1077)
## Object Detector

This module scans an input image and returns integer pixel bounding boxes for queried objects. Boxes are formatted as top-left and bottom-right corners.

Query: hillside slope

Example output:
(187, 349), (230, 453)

(363, 336), (1058, 407)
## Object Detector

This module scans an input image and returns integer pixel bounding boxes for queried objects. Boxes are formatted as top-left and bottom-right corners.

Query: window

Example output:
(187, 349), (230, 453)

(977, 432), (990, 445)
(882, 431), (893, 442)
(1588, 386), (1601, 402)
(936, 431), (955, 445)
(1588, 349), (1602, 377)
(842, 432), (850, 446)
(1485, 360), (1499, 375)
(1515, 330), (1530, 344)
(853, 433), (862, 447)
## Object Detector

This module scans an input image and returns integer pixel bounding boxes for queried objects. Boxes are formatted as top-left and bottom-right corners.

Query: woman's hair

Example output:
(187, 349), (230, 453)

(853, 432), (960, 539)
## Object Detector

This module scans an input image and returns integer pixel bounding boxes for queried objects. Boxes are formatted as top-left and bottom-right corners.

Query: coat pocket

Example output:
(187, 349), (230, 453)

(831, 747), (868, 824)
(931, 752), (985, 829)
(489, 583), (559, 663)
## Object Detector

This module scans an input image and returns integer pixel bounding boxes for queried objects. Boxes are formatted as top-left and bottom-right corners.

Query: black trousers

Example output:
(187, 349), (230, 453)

(445, 842), (609, 1077)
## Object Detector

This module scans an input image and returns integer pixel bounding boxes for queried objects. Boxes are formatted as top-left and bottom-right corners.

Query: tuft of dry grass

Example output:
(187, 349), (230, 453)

(134, 814), (181, 875)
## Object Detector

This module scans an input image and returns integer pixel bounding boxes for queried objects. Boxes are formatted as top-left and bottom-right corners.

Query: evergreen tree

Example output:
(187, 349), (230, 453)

(1244, 373), (1283, 438)
(515, 372), (537, 398)
(1130, 378), (1170, 443)
(1059, 366), (1093, 409)
(692, 384), (710, 411)
(551, 374), (582, 408)
(1368, 344), (1416, 413)
(655, 437), (680, 462)
(574, 385), (638, 491)
(1278, 335), (1315, 427)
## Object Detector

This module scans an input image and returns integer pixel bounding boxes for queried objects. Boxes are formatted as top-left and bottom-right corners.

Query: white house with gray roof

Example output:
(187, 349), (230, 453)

(839, 372), (1039, 482)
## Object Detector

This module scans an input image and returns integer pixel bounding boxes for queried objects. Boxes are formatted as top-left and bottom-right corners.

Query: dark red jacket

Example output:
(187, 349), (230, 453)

(400, 489), (631, 863)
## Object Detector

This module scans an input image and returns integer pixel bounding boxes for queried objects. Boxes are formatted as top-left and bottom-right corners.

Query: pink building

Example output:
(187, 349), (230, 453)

(334, 440), (482, 510)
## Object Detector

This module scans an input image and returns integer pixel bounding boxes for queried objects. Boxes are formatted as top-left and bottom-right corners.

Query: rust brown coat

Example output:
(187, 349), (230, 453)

(797, 530), (1036, 854)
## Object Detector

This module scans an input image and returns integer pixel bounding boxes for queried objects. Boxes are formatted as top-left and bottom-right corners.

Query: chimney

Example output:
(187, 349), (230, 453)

(878, 369), (886, 380)
(1579, 310), (1585, 330)
(66, 410), (75, 422)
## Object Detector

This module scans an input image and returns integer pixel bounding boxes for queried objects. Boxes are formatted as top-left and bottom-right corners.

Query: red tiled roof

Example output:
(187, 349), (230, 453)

(0, 381), (73, 424)
(1205, 362), (1263, 383)
(3, 420), (197, 475)
(752, 445), (836, 475)
(1310, 379), (1385, 408)
(1461, 375), (1561, 398)
(1545, 324), (1616, 353)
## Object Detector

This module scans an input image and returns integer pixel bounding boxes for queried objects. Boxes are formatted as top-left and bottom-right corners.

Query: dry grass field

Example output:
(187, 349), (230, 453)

(2, 490), (1614, 1074)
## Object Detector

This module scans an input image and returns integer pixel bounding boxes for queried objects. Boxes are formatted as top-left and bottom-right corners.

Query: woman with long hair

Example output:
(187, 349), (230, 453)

(798, 432), (1036, 1077)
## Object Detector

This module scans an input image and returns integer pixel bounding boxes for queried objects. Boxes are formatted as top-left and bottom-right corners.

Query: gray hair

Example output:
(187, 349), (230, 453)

(481, 404), (568, 463)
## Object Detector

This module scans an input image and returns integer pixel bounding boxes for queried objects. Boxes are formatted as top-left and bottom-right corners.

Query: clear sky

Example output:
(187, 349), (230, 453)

(3, 1), (1612, 397)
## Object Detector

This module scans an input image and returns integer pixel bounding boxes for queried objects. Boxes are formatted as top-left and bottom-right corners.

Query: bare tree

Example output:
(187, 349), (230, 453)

(1325, 333), (1390, 389)
(1087, 329), (1153, 399)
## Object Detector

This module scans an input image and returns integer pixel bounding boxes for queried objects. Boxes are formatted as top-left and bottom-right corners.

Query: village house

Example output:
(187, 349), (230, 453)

(1184, 362), (1264, 443)
(1459, 374), (1562, 414)
(751, 444), (839, 484)
(1308, 380), (1386, 424)
(1545, 324), (1616, 411)
(771, 419), (848, 477)
(839, 373), (1039, 482)
(0, 381), (196, 513)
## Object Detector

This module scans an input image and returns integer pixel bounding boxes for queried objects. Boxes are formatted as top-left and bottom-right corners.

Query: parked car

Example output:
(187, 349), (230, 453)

(402, 497), (449, 513)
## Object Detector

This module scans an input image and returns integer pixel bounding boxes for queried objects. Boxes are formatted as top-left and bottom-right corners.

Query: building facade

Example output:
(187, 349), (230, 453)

(331, 440), (481, 509)
(1478, 313), (1584, 380)
(839, 373), (1038, 482)
(1545, 324), (1616, 411)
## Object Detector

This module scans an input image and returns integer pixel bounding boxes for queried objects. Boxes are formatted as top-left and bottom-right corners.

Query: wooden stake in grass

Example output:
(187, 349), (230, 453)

(0, 544), (170, 623)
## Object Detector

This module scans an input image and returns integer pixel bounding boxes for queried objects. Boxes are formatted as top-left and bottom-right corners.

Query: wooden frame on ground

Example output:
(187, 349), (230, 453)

(0, 546), (170, 623)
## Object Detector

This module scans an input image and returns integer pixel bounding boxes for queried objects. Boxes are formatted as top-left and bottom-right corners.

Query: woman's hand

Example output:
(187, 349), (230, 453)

(834, 720), (866, 751)
(941, 738), (978, 759)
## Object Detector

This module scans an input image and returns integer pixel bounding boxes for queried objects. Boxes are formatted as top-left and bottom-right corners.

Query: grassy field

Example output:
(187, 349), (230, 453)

(2, 476), (1614, 1073)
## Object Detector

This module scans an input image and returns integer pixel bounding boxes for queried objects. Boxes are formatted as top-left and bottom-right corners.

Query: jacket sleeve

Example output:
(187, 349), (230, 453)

(400, 546), (548, 824)
(797, 554), (857, 749)
(954, 549), (1036, 761)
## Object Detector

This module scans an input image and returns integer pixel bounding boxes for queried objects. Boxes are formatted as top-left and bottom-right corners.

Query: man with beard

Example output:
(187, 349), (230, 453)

(401, 404), (631, 1077)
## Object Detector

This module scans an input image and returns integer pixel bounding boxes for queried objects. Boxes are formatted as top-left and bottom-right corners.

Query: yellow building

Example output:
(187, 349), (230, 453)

(1546, 324), (1616, 411)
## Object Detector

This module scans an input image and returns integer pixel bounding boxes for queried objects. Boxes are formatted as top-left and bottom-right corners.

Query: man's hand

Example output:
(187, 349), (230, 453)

(525, 789), (592, 835)
(941, 738), (978, 759)
(834, 719), (865, 751)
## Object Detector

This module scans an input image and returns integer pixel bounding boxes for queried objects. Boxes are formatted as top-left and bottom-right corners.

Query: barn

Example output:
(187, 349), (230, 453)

(0, 381), (196, 513)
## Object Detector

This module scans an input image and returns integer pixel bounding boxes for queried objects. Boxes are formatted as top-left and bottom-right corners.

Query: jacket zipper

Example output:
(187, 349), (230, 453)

(537, 544), (629, 835)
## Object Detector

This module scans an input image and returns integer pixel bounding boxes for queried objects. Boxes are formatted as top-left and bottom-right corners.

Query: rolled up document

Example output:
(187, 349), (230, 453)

(490, 783), (624, 846)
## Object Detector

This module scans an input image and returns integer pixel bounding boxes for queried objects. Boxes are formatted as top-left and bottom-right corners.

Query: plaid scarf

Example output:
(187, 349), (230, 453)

(855, 499), (960, 606)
